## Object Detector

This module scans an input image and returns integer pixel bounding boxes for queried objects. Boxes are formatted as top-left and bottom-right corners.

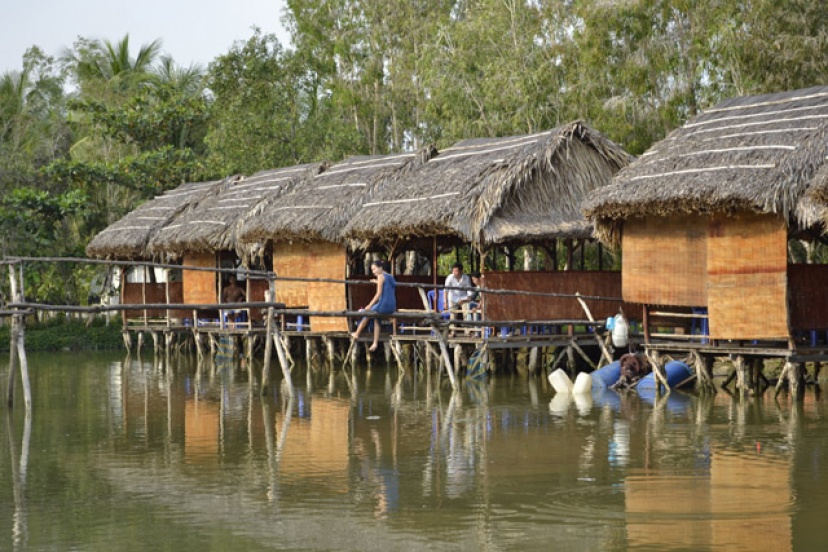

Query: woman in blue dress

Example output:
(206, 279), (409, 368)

(351, 260), (397, 351)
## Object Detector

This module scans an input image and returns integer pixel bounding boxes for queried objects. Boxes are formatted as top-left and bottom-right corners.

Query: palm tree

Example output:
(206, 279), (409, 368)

(64, 34), (162, 90)
(153, 55), (206, 97)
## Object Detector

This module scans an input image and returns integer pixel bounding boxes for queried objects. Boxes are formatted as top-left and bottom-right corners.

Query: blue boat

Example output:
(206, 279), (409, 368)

(636, 360), (694, 393)
(591, 360), (622, 389)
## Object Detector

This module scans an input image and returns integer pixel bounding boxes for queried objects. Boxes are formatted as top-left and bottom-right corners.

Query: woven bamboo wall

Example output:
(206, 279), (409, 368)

(307, 242), (348, 332)
(272, 243), (310, 307)
(622, 216), (707, 306)
(122, 282), (185, 319)
(707, 214), (788, 340)
(273, 241), (348, 332)
(483, 271), (631, 321)
(183, 253), (217, 304)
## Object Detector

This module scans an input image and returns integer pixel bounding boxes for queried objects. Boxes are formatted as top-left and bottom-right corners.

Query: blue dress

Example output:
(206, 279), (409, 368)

(370, 273), (397, 314)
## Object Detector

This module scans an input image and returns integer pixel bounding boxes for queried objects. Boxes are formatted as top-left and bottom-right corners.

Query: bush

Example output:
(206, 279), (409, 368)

(0, 316), (123, 352)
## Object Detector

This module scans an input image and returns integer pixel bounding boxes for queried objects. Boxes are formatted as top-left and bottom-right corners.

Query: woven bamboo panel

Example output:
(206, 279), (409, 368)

(122, 282), (185, 319)
(274, 241), (349, 332)
(707, 214), (788, 340)
(622, 216), (707, 306)
(183, 253), (217, 304)
(788, 264), (828, 330)
(484, 271), (633, 321)
(272, 243), (311, 307)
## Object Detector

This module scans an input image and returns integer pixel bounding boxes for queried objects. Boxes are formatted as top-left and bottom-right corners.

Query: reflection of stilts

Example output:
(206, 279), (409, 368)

(6, 409), (32, 549)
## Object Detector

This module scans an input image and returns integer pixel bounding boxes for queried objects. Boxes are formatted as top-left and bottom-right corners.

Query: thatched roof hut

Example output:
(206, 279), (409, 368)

(85, 178), (228, 260)
(238, 150), (436, 248)
(584, 85), (828, 245)
(147, 164), (323, 259)
(344, 121), (632, 247)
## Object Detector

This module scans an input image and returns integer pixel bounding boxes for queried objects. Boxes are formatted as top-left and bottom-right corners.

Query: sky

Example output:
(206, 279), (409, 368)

(0, 0), (291, 74)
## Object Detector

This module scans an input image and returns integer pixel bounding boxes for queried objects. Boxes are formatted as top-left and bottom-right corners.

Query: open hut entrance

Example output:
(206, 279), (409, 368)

(787, 224), (828, 347)
(480, 238), (625, 324)
(352, 235), (627, 326)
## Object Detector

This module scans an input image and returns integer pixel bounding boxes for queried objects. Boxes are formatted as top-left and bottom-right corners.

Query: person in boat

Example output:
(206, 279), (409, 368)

(351, 260), (397, 351)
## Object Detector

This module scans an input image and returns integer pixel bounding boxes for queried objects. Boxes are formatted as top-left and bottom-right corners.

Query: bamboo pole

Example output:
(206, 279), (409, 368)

(8, 265), (31, 412)
(272, 329), (294, 397)
(575, 293), (613, 367)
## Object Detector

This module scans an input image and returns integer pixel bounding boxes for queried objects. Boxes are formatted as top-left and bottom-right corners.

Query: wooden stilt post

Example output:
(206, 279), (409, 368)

(789, 362), (802, 400)
(8, 265), (31, 412)
(136, 331), (144, 354)
(528, 347), (539, 374)
(165, 331), (174, 357)
(435, 330), (457, 389)
(272, 329), (294, 397)
(570, 340), (597, 370)
(7, 315), (18, 407)
(323, 336), (335, 366)
(734, 356), (746, 398)
(690, 350), (716, 394)
(575, 293), (613, 367)
(151, 330), (160, 355)
(647, 350), (670, 396)
(122, 331), (132, 352)
(775, 361), (791, 396)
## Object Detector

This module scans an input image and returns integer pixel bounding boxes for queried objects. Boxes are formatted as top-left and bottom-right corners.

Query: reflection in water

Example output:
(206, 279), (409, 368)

(5, 409), (31, 550)
(1, 353), (828, 550)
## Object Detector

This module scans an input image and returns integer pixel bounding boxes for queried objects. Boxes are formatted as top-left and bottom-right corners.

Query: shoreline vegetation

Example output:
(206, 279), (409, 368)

(0, 316), (123, 352)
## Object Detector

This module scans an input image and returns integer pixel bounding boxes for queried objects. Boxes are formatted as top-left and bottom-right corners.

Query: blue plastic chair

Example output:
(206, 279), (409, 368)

(426, 290), (450, 320)
(691, 307), (709, 344)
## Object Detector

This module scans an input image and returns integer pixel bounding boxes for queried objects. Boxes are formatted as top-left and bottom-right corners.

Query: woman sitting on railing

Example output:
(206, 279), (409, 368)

(351, 260), (397, 351)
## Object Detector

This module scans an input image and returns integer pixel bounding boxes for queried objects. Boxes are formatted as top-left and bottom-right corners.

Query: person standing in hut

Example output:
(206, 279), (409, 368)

(351, 260), (397, 351)
(443, 263), (473, 332)
(222, 274), (247, 324)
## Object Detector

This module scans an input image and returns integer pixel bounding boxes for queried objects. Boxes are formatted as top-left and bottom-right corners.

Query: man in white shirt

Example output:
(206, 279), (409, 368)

(443, 263), (472, 327)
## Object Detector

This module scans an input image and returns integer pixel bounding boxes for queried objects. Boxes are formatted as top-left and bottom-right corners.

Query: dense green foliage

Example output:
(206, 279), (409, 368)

(0, 316), (123, 352)
(1, 1), (828, 302)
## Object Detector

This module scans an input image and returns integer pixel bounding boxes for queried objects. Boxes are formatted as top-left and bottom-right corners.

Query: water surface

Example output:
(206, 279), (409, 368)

(1, 352), (826, 550)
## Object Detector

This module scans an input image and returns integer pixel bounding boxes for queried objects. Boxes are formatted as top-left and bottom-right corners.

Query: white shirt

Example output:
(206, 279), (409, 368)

(444, 273), (472, 308)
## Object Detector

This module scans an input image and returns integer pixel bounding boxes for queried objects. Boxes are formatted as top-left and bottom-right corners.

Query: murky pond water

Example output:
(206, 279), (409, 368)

(1, 351), (827, 551)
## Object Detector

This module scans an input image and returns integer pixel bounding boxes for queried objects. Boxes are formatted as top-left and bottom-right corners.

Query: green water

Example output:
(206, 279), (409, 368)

(1, 352), (826, 551)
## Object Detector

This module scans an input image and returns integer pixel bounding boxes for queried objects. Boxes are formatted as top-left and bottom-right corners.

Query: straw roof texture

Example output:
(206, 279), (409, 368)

(147, 164), (323, 258)
(584, 85), (828, 244)
(238, 150), (435, 247)
(344, 121), (631, 246)
(85, 178), (227, 260)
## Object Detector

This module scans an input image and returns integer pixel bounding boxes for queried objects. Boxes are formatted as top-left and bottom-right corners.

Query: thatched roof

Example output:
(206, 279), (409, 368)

(238, 150), (436, 247)
(147, 164), (323, 259)
(343, 122), (631, 246)
(584, 85), (828, 244)
(85, 178), (228, 260)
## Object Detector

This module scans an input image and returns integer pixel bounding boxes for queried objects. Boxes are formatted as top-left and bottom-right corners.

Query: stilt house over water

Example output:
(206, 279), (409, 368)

(237, 150), (437, 332)
(344, 122), (633, 324)
(583, 85), (828, 354)
(85, 178), (229, 323)
(145, 164), (324, 326)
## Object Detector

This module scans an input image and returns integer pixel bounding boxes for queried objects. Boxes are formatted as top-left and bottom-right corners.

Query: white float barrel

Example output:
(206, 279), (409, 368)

(548, 368), (573, 394)
(572, 372), (593, 394)
(611, 315), (629, 348)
